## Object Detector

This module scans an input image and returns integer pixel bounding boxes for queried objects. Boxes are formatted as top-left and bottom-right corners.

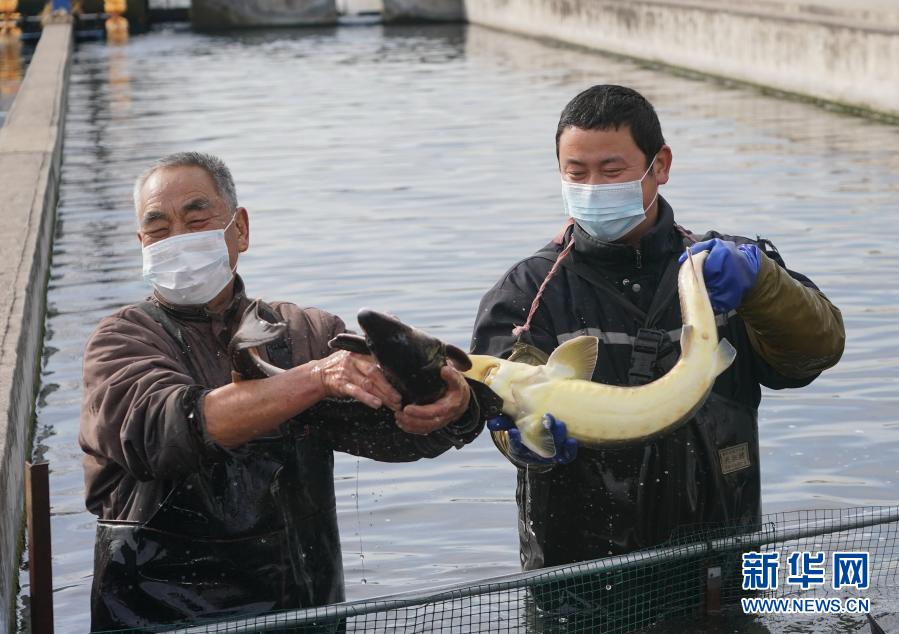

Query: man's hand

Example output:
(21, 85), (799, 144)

(394, 365), (471, 435)
(312, 350), (403, 411)
(488, 413), (577, 465)
(679, 238), (761, 313)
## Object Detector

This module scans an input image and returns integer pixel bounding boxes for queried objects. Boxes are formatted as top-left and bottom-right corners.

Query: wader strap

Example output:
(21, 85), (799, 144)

(534, 247), (683, 385)
(136, 301), (200, 375)
(628, 328), (667, 385)
(534, 249), (646, 322)
(627, 255), (681, 385)
(644, 255), (680, 327)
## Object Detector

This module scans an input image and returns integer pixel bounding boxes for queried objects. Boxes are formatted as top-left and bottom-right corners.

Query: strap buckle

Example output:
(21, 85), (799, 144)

(628, 327), (668, 386)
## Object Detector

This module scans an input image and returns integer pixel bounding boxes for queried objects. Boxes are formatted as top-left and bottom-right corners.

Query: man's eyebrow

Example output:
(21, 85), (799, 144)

(140, 210), (168, 227)
(181, 197), (211, 212)
(598, 155), (627, 166)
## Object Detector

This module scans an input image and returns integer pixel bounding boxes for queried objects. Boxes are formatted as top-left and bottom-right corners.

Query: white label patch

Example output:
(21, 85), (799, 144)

(719, 443), (751, 475)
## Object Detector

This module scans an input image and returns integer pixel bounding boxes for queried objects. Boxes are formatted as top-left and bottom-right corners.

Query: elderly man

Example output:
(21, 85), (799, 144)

(79, 152), (494, 630)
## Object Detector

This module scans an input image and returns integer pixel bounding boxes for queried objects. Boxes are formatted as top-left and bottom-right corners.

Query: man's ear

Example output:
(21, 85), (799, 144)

(235, 207), (250, 253)
(654, 144), (673, 186)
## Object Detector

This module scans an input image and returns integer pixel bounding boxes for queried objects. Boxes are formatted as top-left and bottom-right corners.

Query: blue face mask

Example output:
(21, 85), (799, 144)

(561, 156), (658, 242)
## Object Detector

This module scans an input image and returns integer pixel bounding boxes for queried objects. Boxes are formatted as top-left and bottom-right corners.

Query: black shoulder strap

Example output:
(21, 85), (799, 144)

(643, 254), (680, 328)
(625, 255), (680, 385)
(534, 249), (646, 322)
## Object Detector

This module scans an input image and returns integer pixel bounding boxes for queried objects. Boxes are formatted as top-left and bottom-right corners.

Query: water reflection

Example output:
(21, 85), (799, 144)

(0, 34), (23, 126)
(16, 21), (899, 633)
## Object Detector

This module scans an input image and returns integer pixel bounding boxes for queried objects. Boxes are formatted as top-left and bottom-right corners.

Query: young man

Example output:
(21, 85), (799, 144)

(471, 85), (845, 573)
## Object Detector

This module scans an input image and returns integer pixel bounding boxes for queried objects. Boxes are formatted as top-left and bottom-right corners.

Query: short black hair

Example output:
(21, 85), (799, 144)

(555, 85), (665, 166)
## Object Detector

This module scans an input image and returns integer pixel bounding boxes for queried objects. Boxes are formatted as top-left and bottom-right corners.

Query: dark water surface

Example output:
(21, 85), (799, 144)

(14, 22), (899, 632)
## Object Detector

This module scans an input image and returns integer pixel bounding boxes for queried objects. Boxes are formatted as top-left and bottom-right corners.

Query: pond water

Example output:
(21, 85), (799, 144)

(14, 21), (899, 633)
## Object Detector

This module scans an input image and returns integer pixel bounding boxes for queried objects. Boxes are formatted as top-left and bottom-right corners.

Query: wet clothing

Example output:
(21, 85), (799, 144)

(470, 197), (844, 570)
(80, 278), (491, 631)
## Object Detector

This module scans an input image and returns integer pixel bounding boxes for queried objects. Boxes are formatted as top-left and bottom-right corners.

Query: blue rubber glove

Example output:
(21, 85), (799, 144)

(678, 238), (761, 313)
(487, 414), (578, 465)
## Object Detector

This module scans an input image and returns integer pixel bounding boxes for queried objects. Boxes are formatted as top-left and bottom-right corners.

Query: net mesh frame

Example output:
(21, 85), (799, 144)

(101, 505), (899, 633)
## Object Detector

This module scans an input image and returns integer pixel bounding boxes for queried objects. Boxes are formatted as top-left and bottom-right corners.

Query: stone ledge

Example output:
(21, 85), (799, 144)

(0, 21), (71, 631)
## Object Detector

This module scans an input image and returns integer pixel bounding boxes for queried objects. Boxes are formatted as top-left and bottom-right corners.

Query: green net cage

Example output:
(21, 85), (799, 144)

(107, 505), (899, 633)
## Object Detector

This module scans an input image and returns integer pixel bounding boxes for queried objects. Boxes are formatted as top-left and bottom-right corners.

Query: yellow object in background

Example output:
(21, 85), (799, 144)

(105, 14), (127, 43)
(0, 33), (21, 95)
(0, 0), (20, 37)
(104, 0), (127, 43)
(104, 0), (124, 15)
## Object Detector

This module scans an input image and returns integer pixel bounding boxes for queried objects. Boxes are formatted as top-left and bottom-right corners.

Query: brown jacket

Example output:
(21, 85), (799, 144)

(81, 278), (491, 628)
(80, 278), (486, 522)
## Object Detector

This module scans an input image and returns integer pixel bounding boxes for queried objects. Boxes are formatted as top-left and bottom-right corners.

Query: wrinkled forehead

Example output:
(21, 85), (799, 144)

(137, 166), (223, 222)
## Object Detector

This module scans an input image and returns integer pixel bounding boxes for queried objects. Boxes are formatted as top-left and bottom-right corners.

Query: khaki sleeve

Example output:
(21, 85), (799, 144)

(737, 252), (845, 379)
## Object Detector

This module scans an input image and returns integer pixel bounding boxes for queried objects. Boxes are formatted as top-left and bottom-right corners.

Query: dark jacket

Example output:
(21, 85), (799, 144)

(470, 198), (844, 570)
(80, 277), (490, 630)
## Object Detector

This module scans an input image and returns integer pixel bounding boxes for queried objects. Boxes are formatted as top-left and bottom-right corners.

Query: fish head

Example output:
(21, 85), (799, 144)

(357, 309), (439, 370)
(356, 308), (457, 405)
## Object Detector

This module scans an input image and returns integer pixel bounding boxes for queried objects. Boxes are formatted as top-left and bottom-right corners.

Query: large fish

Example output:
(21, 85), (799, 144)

(329, 309), (473, 406)
(464, 250), (737, 458)
(229, 304), (499, 420)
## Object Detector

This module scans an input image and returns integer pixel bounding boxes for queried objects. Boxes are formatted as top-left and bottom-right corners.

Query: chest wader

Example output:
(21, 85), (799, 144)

(513, 249), (761, 627)
(90, 302), (345, 632)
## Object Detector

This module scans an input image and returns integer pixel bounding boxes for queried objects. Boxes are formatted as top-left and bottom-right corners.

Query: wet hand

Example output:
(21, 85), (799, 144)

(394, 365), (471, 434)
(487, 413), (578, 465)
(679, 238), (761, 313)
(312, 350), (403, 410)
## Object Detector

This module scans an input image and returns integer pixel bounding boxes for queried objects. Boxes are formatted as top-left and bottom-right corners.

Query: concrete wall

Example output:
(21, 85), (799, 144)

(463, 0), (899, 119)
(0, 21), (71, 630)
(191, 0), (337, 29)
(382, 0), (464, 22)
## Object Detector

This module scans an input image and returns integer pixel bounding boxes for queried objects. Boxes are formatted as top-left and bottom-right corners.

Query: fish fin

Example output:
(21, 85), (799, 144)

(518, 414), (557, 459)
(713, 338), (737, 376)
(444, 344), (473, 371)
(545, 336), (599, 381)
(464, 355), (500, 383)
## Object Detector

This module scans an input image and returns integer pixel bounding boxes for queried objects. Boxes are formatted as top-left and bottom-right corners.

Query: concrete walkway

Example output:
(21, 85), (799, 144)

(0, 21), (71, 630)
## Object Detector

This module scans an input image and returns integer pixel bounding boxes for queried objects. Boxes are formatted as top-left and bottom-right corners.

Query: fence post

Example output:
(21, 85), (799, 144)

(26, 461), (54, 634)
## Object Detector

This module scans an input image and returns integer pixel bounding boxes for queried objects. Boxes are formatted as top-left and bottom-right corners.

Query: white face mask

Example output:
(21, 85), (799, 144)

(142, 215), (236, 306)
(562, 156), (657, 242)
